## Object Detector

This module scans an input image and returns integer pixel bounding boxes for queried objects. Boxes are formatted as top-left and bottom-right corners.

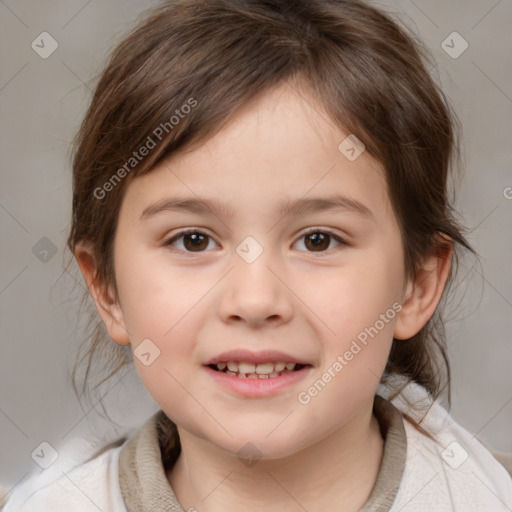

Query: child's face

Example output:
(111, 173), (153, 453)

(111, 83), (407, 458)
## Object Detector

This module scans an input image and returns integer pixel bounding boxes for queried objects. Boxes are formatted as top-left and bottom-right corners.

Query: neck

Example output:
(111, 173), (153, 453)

(167, 398), (384, 512)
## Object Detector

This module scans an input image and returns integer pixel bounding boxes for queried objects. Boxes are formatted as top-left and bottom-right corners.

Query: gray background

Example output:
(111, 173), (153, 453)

(1, 0), (511, 497)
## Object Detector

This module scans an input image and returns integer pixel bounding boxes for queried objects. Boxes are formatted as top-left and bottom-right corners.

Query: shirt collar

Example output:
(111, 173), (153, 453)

(118, 395), (407, 511)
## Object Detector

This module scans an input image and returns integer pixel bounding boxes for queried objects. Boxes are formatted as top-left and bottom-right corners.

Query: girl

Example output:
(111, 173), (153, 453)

(4, 0), (511, 510)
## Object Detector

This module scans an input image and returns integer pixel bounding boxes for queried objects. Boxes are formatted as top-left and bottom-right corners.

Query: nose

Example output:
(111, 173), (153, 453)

(216, 249), (294, 328)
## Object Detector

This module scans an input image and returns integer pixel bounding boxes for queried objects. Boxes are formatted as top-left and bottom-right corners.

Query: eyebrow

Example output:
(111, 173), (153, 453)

(140, 194), (374, 221)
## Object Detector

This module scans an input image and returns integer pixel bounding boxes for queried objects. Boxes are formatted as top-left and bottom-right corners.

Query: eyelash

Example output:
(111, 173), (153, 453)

(163, 228), (347, 256)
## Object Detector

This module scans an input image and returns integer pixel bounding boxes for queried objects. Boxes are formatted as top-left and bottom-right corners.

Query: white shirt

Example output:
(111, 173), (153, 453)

(3, 383), (511, 511)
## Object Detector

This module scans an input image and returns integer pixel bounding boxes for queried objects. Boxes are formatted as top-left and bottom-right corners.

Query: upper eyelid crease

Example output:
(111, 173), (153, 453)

(165, 228), (346, 252)
(140, 195), (374, 222)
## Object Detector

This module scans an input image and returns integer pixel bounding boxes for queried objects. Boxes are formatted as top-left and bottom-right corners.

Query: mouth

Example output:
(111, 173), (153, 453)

(207, 361), (310, 379)
(203, 349), (314, 397)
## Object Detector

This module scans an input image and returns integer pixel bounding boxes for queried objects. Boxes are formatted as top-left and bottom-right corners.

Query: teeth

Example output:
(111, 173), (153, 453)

(238, 362), (256, 374)
(227, 361), (238, 372)
(215, 360), (301, 378)
(255, 362), (274, 375)
(274, 362), (286, 372)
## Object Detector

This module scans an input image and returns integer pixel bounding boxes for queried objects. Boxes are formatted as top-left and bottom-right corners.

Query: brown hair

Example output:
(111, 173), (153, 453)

(66, 0), (473, 439)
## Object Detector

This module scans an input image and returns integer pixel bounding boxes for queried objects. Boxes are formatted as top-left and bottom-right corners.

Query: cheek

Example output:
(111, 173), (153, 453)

(299, 249), (403, 390)
(114, 254), (213, 410)
(130, 304), (207, 423)
(307, 256), (403, 337)
(115, 246), (210, 339)
(294, 265), (400, 427)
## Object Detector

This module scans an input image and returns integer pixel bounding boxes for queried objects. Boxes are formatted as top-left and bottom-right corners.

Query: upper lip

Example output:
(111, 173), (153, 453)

(204, 349), (312, 366)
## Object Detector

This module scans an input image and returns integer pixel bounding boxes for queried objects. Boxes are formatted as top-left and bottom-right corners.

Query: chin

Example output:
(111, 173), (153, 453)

(215, 428), (310, 462)
(176, 412), (314, 461)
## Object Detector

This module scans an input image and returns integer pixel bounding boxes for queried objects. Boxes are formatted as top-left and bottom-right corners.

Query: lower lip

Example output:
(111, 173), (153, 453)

(203, 365), (312, 398)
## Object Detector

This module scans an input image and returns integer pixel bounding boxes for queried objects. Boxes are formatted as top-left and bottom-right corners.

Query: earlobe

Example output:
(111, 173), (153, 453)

(74, 243), (131, 346)
(393, 240), (453, 340)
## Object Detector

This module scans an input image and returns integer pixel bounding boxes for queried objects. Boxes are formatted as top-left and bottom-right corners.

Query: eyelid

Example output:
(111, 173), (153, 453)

(298, 226), (347, 240)
(294, 227), (348, 254)
(163, 226), (348, 255)
(163, 228), (220, 255)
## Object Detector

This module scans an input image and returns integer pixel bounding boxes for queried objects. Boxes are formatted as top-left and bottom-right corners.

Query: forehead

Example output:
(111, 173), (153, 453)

(120, 83), (392, 223)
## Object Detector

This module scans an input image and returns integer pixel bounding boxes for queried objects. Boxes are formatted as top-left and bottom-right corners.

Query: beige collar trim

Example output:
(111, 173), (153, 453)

(118, 395), (407, 511)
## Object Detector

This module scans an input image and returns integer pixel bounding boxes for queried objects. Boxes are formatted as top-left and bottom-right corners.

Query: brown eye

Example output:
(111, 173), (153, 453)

(165, 230), (217, 253)
(294, 230), (345, 253)
(182, 232), (209, 251)
(304, 232), (330, 251)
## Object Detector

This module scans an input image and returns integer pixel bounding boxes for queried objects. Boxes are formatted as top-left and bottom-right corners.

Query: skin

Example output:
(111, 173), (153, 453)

(76, 82), (452, 511)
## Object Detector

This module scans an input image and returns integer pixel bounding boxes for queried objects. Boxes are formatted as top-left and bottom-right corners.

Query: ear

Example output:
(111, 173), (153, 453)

(393, 239), (453, 340)
(74, 242), (130, 346)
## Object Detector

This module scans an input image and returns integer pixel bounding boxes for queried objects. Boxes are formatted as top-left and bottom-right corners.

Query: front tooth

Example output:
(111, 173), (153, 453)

(238, 362), (256, 374)
(274, 362), (286, 372)
(285, 362), (296, 371)
(255, 362), (275, 374)
(227, 361), (238, 372)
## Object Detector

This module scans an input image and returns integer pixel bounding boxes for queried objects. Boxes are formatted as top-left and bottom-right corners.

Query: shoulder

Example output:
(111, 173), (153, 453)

(2, 438), (127, 512)
(388, 383), (512, 511)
